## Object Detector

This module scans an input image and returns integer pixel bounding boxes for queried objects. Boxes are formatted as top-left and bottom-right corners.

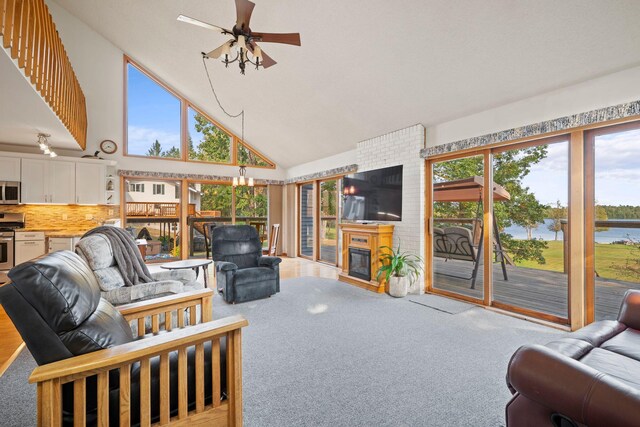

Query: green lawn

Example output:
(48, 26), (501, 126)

(513, 240), (640, 283)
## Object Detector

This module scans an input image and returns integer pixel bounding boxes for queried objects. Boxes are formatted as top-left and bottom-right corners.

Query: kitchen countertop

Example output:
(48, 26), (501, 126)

(15, 229), (90, 238)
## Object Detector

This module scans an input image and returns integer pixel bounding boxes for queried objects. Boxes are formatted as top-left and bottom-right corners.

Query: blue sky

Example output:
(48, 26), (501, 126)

(127, 64), (227, 157)
(523, 129), (640, 207)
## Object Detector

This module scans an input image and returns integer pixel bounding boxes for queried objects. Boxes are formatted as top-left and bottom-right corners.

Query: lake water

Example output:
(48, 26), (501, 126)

(504, 219), (640, 244)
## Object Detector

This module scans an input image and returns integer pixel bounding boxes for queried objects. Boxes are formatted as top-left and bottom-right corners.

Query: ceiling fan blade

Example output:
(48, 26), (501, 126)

(205, 39), (235, 59)
(235, 0), (255, 30)
(251, 32), (301, 46)
(177, 15), (230, 34)
(248, 41), (277, 68)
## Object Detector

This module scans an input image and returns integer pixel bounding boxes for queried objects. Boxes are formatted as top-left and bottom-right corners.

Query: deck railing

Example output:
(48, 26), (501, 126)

(126, 202), (196, 217)
(0, 0), (87, 149)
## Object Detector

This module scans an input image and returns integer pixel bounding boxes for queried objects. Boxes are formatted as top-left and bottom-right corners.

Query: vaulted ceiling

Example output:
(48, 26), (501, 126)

(54, 0), (640, 168)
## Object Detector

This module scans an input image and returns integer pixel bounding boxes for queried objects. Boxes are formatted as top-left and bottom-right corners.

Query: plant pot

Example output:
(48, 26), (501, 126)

(388, 275), (408, 298)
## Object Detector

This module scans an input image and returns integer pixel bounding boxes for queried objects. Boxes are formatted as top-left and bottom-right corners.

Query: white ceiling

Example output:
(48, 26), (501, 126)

(0, 47), (78, 150)
(54, 0), (640, 168)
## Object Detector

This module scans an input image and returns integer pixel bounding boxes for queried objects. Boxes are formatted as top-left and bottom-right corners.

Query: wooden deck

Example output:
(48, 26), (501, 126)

(433, 258), (638, 321)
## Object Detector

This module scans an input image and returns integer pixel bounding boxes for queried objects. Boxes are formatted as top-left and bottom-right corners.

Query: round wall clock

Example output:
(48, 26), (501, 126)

(100, 139), (118, 154)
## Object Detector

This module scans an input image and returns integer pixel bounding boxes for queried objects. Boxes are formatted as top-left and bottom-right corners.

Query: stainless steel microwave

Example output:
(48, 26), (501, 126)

(0, 181), (20, 204)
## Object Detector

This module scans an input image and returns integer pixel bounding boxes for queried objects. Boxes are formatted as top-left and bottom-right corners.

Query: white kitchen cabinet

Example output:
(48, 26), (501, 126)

(21, 159), (76, 204)
(75, 163), (106, 204)
(0, 157), (21, 181)
(20, 158), (48, 203)
(14, 231), (46, 265)
(49, 161), (76, 204)
(48, 237), (80, 253)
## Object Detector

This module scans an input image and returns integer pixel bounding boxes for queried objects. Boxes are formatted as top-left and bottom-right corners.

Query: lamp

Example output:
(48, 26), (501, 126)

(233, 165), (254, 187)
(36, 133), (57, 158)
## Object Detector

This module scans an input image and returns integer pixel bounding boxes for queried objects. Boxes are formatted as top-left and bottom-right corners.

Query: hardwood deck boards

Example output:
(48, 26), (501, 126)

(433, 258), (638, 321)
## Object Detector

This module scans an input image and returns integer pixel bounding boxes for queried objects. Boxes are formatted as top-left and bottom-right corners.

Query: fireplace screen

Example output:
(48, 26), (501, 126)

(349, 248), (371, 281)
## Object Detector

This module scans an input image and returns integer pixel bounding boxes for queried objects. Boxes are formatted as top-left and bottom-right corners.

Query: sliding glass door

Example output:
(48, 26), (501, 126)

(586, 122), (640, 321)
(491, 137), (570, 322)
(299, 183), (315, 258)
(431, 154), (485, 301)
(319, 179), (339, 264)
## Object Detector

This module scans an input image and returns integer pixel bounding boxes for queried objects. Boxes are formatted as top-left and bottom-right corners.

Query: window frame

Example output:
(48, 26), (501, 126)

(123, 55), (276, 169)
(152, 183), (165, 195)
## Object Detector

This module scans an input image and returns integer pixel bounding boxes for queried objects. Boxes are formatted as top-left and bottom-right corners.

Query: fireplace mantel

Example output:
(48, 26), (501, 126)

(338, 223), (395, 293)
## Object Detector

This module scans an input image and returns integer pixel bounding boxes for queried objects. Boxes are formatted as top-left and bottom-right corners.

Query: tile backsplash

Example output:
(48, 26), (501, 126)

(0, 204), (120, 229)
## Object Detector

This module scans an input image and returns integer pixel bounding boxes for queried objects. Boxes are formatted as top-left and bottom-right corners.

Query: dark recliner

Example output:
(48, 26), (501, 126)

(213, 225), (281, 303)
(0, 251), (226, 426)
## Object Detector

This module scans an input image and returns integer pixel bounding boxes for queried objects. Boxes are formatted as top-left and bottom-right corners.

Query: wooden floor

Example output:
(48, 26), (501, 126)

(433, 258), (638, 321)
(0, 304), (25, 377)
(280, 257), (339, 280)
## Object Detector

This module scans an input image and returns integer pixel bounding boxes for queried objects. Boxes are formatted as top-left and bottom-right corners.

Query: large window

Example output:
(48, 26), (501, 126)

(427, 119), (640, 328)
(185, 183), (269, 258)
(188, 107), (232, 163)
(126, 63), (182, 159)
(125, 178), (182, 261)
(124, 57), (275, 168)
(586, 123), (640, 321)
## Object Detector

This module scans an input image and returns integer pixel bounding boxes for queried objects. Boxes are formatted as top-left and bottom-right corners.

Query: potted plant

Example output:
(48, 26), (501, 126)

(376, 245), (424, 298)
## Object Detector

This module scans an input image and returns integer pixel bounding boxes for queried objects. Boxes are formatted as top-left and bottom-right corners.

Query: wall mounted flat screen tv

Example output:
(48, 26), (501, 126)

(342, 165), (403, 222)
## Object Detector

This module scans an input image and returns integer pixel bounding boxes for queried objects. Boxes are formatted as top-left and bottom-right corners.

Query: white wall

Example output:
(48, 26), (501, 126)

(426, 65), (640, 148)
(45, 0), (285, 181)
(285, 149), (357, 180)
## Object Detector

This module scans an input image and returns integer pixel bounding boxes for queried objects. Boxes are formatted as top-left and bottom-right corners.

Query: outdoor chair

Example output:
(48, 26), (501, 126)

(212, 225), (281, 303)
(0, 250), (247, 426)
(433, 226), (508, 289)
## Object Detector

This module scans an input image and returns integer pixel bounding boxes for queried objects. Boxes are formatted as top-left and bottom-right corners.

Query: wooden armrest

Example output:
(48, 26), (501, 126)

(29, 315), (248, 384)
(117, 288), (214, 317)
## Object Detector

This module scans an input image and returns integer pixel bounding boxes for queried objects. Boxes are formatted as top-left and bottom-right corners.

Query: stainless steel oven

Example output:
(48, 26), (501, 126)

(0, 181), (20, 204)
(0, 213), (25, 273)
(0, 231), (14, 270)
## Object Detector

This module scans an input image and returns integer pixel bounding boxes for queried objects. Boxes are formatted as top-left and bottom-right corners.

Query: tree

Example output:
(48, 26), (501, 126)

(433, 145), (550, 263)
(147, 140), (162, 157)
(192, 113), (231, 162)
(161, 146), (180, 158)
(547, 200), (567, 241)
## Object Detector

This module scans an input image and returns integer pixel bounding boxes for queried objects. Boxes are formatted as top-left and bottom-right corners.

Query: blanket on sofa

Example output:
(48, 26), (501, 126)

(82, 226), (154, 287)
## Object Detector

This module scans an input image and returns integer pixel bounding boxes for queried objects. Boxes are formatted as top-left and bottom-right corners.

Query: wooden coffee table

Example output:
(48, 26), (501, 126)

(161, 259), (213, 288)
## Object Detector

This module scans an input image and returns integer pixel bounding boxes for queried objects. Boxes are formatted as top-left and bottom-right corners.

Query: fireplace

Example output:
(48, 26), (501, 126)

(348, 248), (371, 281)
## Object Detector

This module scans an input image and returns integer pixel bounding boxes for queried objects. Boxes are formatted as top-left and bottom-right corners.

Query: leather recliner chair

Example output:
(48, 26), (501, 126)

(212, 225), (282, 303)
(0, 251), (229, 426)
(506, 289), (640, 426)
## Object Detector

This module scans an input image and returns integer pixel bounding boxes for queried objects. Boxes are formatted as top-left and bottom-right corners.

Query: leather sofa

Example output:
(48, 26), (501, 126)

(212, 225), (281, 303)
(506, 290), (640, 426)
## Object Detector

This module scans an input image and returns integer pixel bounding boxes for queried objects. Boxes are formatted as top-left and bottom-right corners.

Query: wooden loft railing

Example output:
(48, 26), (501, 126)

(0, 0), (87, 149)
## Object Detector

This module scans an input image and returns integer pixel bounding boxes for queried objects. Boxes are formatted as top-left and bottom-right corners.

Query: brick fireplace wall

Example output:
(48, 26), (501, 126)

(356, 124), (426, 294)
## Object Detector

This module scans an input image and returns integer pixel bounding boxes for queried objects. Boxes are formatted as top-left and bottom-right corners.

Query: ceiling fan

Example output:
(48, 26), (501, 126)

(177, 0), (301, 74)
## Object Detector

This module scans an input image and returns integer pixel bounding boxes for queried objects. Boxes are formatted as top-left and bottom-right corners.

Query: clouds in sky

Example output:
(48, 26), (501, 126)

(127, 125), (181, 155)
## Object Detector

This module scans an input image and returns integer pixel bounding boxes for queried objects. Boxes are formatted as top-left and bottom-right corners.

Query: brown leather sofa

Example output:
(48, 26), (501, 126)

(506, 290), (640, 426)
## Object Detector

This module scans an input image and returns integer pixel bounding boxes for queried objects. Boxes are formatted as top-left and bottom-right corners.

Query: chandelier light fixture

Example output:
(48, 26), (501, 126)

(233, 165), (254, 187)
(36, 133), (57, 157)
